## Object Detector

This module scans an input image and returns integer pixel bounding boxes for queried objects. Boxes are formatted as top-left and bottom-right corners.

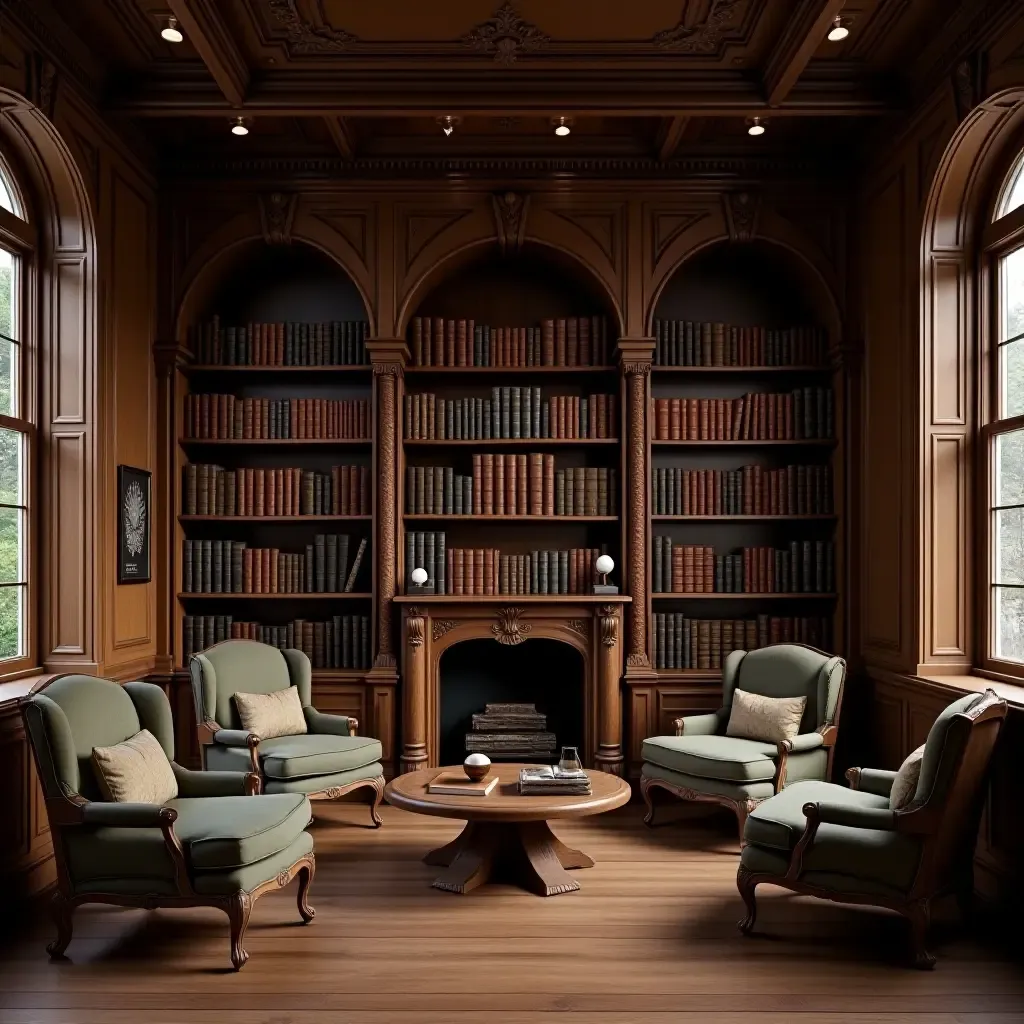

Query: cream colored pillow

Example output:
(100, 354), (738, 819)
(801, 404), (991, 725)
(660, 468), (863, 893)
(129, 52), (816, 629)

(234, 686), (307, 740)
(889, 744), (926, 810)
(92, 729), (178, 804)
(726, 688), (807, 744)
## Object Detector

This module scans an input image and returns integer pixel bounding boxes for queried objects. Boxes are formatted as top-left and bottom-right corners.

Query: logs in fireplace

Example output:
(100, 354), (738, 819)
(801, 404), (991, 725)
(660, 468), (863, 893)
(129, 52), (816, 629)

(466, 702), (557, 760)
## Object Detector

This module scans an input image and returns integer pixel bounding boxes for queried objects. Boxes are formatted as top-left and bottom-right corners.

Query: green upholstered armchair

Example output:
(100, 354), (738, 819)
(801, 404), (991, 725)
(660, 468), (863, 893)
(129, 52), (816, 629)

(190, 639), (385, 825)
(641, 644), (846, 837)
(737, 689), (1007, 968)
(21, 674), (316, 970)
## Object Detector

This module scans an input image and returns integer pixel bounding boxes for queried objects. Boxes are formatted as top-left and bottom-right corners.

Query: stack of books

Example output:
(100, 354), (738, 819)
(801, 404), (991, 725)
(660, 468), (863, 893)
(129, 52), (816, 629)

(518, 765), (591, 796)
(466, 703), (556, 760)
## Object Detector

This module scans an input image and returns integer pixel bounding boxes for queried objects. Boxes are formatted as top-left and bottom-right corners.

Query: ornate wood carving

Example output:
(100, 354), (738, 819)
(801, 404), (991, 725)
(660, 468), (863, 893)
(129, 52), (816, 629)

(492, 607), (532, 645)
(268, 0), (357, 54)
(492, 191), (529, 253)
(461, 3), (550, 65)
(407, 614), (425, 647)
(600, 608), (618, 648)
(258, 192), (298, 245)
(567, 619), (589, 641)
(432, 620), (459, 642)
(723, 191), (759, 242)
(652, 0), (744, 53)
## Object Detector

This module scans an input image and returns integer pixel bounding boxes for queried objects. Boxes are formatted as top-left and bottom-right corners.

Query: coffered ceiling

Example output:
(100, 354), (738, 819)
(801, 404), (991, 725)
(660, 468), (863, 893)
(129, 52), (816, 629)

(19, 0), (1006, 165)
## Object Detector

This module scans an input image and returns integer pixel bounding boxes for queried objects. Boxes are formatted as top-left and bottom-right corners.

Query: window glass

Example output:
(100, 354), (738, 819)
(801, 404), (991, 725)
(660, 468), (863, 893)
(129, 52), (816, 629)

(0, 171), (15, 217)
(997, 153), (1024, 219)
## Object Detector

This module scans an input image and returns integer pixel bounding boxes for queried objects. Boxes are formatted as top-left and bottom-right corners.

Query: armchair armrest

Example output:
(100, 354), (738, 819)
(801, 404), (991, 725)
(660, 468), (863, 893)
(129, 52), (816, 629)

(805, 800), (896, 831)
(303, 706), (357, 737)
(81, 802), (172, 828)
(845, 767), (898, 798)
(784, 732), (826, 754)
(172, 764), (260, 798)
(674, 710), (726, 737)
(211, 729), (261, 775)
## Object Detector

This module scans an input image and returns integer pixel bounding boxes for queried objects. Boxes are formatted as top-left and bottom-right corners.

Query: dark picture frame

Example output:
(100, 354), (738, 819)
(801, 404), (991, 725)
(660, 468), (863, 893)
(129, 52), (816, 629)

(117, 465), (151, 584)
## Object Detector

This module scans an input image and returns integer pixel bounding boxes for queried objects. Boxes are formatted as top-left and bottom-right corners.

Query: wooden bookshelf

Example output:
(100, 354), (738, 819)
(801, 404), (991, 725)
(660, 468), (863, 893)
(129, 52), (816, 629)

(405, 366), (617, 376)
(179, 437), (371, 448)
(403, 438), (619, 447)
(184, 364), (371, 375)
(179, 515), (372, 523)
(652, 438), (835, 447)
(403, 514), (618, 523)
(651, 514), (836, 522)
(653, 365), (829, 374)
(651, 592), (837, 600)
(178, 593), (373, 600)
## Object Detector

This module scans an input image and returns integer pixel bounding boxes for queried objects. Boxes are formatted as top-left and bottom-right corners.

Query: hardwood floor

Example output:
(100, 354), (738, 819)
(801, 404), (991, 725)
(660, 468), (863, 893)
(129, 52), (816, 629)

(0, 801), (1021, 1024)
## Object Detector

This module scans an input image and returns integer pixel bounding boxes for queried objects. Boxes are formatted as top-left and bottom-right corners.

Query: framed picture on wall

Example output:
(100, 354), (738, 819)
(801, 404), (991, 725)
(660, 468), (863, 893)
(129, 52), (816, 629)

(117, 465), (151, 584)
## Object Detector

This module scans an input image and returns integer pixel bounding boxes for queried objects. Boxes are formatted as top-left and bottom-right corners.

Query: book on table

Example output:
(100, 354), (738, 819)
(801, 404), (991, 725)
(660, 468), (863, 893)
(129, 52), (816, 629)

(518, 765), (592, 795)
(427, 772), (499, 797)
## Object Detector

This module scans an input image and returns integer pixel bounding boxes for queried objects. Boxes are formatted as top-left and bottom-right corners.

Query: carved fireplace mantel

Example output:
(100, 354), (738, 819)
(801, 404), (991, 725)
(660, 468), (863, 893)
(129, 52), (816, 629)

(394, 596), (631, 777)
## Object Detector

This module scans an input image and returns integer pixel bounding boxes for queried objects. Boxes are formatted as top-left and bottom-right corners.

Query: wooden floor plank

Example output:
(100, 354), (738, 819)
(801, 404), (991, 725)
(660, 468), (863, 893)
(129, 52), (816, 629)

(0, 803), (1019, 1021)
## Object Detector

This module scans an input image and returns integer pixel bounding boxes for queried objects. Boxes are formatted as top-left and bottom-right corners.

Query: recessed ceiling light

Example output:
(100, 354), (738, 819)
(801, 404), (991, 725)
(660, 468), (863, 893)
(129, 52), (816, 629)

(230, 116), (249, 136)
(553, 116), (571, 137)
(160, 16), (183, 43)
(437, 115), (459, 137)
(747, 117), (766, 136)
(827, 15), (849, 42)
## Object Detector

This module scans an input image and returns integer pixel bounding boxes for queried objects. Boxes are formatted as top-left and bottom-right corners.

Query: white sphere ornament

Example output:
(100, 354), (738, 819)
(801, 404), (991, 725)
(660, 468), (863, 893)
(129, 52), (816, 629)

(464, 752), (491, 781)
(595, 555), (615, 576)
(410, 567), (428, 586)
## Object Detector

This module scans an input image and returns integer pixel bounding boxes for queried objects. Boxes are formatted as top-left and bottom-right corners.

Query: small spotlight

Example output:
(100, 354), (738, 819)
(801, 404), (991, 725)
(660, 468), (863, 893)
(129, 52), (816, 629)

(230, 116), (249, 136)
(438, 116), (458, 137)
(160, 16), (183, 43)
(747, 117), (766, 136)
(827, 15), (849, 41)
(554, 116), (571, 137)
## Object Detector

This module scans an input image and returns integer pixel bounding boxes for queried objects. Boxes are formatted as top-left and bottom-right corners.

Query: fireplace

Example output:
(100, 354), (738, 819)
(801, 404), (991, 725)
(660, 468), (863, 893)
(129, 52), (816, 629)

(395, 595), (630, 774)
(439, 638), (584, 766)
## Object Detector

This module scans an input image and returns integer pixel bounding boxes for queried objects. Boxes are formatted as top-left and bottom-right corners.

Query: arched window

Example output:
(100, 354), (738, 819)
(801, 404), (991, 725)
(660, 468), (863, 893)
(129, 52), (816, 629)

(0, 155), (34, 676)
(983, 148), (1024, 677)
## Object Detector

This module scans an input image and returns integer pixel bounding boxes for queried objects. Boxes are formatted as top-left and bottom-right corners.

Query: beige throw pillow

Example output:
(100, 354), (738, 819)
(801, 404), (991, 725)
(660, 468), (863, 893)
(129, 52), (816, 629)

(234, 686), (307, 740)
(726, 688), (807, 744)
(92, 729), (178, 804)
(889, 744), (926, 810)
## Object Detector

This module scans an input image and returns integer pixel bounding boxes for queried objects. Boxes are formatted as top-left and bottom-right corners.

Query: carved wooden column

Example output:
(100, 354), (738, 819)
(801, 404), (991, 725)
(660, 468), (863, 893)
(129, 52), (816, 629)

(595, 604), (624, 775)
(618, 338), (656, 681)
(367, 339), (408, 685)
(402, 607), (428, 773)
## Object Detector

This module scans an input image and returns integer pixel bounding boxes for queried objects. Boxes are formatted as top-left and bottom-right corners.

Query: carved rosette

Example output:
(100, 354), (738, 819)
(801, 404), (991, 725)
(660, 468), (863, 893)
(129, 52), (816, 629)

(276, 869), (291, 887)
(462, 3), (550, 65)
(492, 607), (532, 645)
(375, 366), (399, 666)
(432, 620), (459, 642)
(623, 363), (651, 667)
(268, 0), (357, 54)
(567, 619), (589, 641)
(652, 0), (742, 53)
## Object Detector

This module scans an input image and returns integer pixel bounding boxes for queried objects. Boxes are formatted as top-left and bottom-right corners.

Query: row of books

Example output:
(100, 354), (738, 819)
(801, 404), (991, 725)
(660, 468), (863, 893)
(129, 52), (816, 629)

(652, 540), (835, 595)
(652, 391), (834, 441)
(651, 465), (833, 517)
(406, 534), (610, 596)
(183, 395), (370, 441)
(182, 535), (368, 595)
(652, 321), (828, 368)
(405, 460), (618, 517)
(404, 390), (617, 440)
(652, 615), (833, 670)
(183, 614), (372, 669)
(183, 464), (371, 517)
(409, 316), (613, 367)
(189, 316), (370, 366)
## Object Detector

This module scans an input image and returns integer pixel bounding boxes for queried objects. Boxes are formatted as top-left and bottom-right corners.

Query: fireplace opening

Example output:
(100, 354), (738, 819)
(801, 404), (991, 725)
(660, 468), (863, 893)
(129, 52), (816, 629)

(438, 637), (585, 767)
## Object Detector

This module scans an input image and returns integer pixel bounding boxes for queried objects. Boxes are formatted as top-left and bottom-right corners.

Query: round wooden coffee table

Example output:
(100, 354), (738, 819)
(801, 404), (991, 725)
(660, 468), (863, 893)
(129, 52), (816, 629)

(384, 764), (631, 896)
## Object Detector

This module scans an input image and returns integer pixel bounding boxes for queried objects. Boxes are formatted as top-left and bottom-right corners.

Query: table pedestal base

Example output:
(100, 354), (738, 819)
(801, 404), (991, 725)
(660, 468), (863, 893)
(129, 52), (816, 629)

(424, 820), (595, 896)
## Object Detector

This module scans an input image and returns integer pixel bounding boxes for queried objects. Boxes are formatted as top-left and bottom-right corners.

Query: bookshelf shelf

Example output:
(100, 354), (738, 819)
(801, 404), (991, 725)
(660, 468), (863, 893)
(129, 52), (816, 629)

(179, 438), (370, 448)
(652, 670), (723, 682)
(652, 365), (830, 374)
(184, 364), (371, 376)
(403, 514), (618, 523)
(403, 438), (619, 447)
(178, 592), (372, 600)
(178, 515), (372, 523)
(393, 594), (631, 604)
(651, 439), (835, 448)
(651, 514), (836, 522)
(651, 592), (837, 600)
(405, 366), (616, 376)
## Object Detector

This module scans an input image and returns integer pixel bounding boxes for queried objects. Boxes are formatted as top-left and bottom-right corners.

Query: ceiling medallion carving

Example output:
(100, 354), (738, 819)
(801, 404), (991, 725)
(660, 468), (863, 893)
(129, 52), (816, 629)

(492, 607), (532, 645)
(461, 3), (550, 66)
(653, 0), (744, 53)
(268, 0), (357, 55)
(432, 620), (459, 642)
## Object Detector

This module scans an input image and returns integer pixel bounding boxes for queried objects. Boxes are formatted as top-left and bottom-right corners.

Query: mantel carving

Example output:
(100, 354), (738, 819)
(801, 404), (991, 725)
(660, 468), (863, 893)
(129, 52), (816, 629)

(432, 620), (459, 642)
(492, 607), (532, 645)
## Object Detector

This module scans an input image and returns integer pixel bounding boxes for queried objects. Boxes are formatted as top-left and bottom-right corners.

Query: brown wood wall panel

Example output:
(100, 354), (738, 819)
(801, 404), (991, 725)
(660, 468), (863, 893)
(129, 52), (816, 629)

(52, 258), (87, 423)
(49, 431), (87, 656)
(929, 433), (967, 658)
(929, 258), (967, 425)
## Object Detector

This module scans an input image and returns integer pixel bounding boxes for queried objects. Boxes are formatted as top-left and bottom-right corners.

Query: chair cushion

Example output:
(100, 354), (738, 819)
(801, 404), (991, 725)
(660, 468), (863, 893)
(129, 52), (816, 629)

(192, 831), (314, 896)
(743, 780), (923, 894)
(92, 729), (178, 804)
(170, 793), (311, 870)
(258, 734), (383, 780)
(641, 734), (778, 783)
(890, 744), (925, 810)
(235, 686), (307, 740)
(726, 688), (806, 743)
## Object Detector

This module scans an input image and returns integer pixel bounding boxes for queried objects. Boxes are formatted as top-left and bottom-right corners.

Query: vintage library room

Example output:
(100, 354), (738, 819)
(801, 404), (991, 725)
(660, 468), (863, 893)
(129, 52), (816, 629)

(1, 0), (1024, 1020)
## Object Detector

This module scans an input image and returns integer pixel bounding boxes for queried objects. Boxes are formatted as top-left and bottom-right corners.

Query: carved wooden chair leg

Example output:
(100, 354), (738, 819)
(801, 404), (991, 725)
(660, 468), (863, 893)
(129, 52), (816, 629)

(296, 855), (316, 923)
(226, 891), (253, 971)
(46, 891), (75, 959)
(640, 776), (660, 827)
(736, 866), (759, 934)
(367, 776), (385, 828)
(906, 899), (937, 970)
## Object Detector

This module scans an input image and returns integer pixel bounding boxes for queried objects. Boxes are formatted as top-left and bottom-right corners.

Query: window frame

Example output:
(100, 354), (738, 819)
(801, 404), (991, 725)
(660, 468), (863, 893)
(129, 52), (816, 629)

(0, 167), (37, 681)
(979, 185), (1024, 681)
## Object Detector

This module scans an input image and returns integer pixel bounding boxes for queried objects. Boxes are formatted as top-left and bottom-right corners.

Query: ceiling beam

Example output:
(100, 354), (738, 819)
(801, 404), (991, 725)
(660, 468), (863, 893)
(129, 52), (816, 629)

(324, 116), (356, 160)
(657, 116), (690, 161)
(762, 0), (846, 108)
(166, 0), (249, 108)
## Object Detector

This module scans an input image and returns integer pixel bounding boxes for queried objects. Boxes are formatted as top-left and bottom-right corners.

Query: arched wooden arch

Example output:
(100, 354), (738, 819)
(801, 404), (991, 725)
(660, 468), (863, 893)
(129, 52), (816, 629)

(917, 87), (1024, 672)
(0, 88), (99, 671)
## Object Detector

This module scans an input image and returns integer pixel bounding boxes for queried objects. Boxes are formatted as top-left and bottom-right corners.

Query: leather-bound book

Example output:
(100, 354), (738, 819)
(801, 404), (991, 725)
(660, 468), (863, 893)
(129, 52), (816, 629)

(505, 454), (516, 514)
(454, 547), (465, 595)
(516, 454), (528, 515)
(412, 317), (423, 366)
(555, 318), (567, 366)
(529, 453), (544, 515)
(431, 316), (444, 366)
(542, 318), (555, 365)
(567, 317), (578, 367)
